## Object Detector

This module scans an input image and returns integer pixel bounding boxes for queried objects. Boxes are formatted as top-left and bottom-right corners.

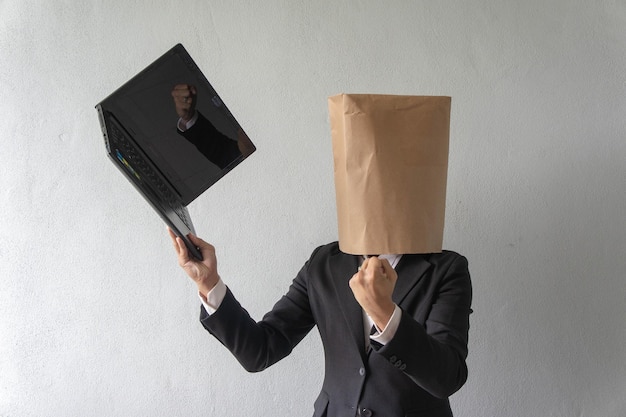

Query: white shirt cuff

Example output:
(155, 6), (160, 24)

(199, 278), (227, 315)
(370, 304), (402, 346)
(177, 111), (199, 132)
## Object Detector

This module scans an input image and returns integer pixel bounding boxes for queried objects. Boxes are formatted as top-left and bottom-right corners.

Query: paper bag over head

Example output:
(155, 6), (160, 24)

(328, 94), (451, 255)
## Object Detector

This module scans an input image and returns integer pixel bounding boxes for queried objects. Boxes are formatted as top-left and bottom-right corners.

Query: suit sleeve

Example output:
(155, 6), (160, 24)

(199, 257), (317, 372)
(373, 254), (473, 398)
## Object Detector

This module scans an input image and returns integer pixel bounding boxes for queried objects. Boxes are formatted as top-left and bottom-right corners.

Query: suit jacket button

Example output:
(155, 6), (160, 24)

(359, 367), (366, 376)
(357, 408), (373, 417)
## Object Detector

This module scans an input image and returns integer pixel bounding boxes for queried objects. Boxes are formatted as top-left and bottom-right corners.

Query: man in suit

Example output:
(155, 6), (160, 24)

(168, 94), (472, 416)
(169, 232), (471, 417)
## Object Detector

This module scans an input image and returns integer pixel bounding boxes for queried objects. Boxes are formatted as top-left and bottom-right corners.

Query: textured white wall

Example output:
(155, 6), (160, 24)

(1, 1), (625, 416)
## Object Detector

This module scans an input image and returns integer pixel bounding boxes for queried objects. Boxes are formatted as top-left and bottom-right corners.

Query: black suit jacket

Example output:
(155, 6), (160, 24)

(200, 242), (472, 417)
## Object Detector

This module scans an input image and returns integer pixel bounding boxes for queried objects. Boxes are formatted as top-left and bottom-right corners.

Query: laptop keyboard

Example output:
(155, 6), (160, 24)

(108, 119), (193, 230)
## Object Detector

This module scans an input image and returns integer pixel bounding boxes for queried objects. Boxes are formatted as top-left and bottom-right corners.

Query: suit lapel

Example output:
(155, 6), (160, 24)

(328, 250), (367, 358)
(392, 254), (432, 307)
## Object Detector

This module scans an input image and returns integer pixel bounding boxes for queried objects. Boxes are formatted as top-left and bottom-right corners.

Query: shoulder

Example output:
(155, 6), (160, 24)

(402, 250), (471, 286)
(428, 250), (469, 268)
(304, 241), (345, 268)
(307, 241), (362, 265)
(309, 241), (341, 258)
(426, 250), (472, 293)
(400, 250), (468, 269)
(299, 241), (358, 277)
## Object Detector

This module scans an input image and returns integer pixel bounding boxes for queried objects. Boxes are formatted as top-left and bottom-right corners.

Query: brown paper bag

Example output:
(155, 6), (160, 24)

(328, 94), (451, 255)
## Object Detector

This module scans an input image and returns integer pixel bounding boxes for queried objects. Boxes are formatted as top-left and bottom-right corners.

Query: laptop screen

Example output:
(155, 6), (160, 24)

(99, 44), (255, 206)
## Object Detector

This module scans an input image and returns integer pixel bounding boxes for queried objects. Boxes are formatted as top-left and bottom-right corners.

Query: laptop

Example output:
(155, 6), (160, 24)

(96, 44), (256, 260)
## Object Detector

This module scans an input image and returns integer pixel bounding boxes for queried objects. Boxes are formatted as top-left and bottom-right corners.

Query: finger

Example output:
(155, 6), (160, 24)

(365, 256), (384, 274)
(379, 259), (397, 283)
(348, 273), (362, 291)
(173, 84), (196, 99)
(174, 94), (191, 105)
(167, 230), (190, 261)
(359, 257), (370, 272)
(173, 84), (196, 95)
(187, 233), (217, 261)
(349, 274), (356, 288)
(171, 86), (188, 98)
(172, 84), (191, 92)
(187, 233), (210, 251)
(176, 236), (187, 255)
(176, 237), (193, 266)
(169, 230), (192, 263)
(379, 258), (391, 271)
(172, 88), (192, 99)
(167, 227), (181, 255)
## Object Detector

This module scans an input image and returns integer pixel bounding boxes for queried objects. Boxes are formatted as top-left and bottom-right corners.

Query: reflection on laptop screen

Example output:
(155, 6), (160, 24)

(101, 45), (255, 206)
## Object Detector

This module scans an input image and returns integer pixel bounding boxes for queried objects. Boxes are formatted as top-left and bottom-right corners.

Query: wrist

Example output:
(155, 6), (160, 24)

(371, 302), (395, 331)
(198, 275), (220, 297)
(200, 278), (227, 314)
